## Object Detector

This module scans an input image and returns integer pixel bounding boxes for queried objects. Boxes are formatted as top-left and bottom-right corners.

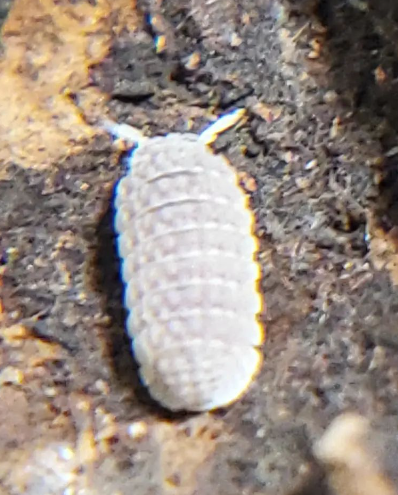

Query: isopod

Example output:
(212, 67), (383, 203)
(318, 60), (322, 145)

(105, 109), (264, 412)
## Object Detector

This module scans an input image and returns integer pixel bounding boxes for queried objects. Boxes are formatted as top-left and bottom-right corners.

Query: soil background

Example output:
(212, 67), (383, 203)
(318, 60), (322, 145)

(1, 0), (398, 494)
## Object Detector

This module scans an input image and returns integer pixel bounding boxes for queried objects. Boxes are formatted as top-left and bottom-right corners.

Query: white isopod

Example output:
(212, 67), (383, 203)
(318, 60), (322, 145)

(105, 109), (264, 412)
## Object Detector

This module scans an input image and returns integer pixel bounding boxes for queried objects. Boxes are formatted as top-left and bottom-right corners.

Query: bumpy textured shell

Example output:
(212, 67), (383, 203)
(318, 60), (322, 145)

(114, 133), (263, 412)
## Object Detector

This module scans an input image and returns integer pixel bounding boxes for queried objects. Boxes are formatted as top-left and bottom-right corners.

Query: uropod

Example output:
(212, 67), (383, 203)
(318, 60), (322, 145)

(105, 109), (264, 412)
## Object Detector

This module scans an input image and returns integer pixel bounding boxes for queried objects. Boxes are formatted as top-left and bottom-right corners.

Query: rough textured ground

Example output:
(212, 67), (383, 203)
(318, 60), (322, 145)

(1, 0), (398, 494)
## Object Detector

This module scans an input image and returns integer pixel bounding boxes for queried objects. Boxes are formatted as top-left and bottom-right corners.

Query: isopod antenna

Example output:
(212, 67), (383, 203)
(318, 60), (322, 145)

(101, 119), (149, 146)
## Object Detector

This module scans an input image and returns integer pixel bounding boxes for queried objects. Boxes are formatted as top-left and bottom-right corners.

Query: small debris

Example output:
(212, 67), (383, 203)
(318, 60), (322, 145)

(304, 158), (318, 170)
(0, 366), (24, 385)
(314, 413), (397, 495)
(77, 426), (98, 465)
(127, 421), (149, 440)
(295, 177), (311, 189)
(323, 90), (338, 104)
(385, 146), (398, 157)
(308, 37), (322, 59)
(238, 171), (257, 192)
(95, 408), (118, 443)
(330, 116), (342, 139)
(184, 52), (201, 71)
(2, 324), (30, 342)
(241, 12), (251, 25)
(94, 379), (110, 395)
(375, 65), (388, 85)
(12, 442), (78, 494)
(230, 32), (243, 47)
(155, 35), (167, 54)
(251, 101), (282, 123)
